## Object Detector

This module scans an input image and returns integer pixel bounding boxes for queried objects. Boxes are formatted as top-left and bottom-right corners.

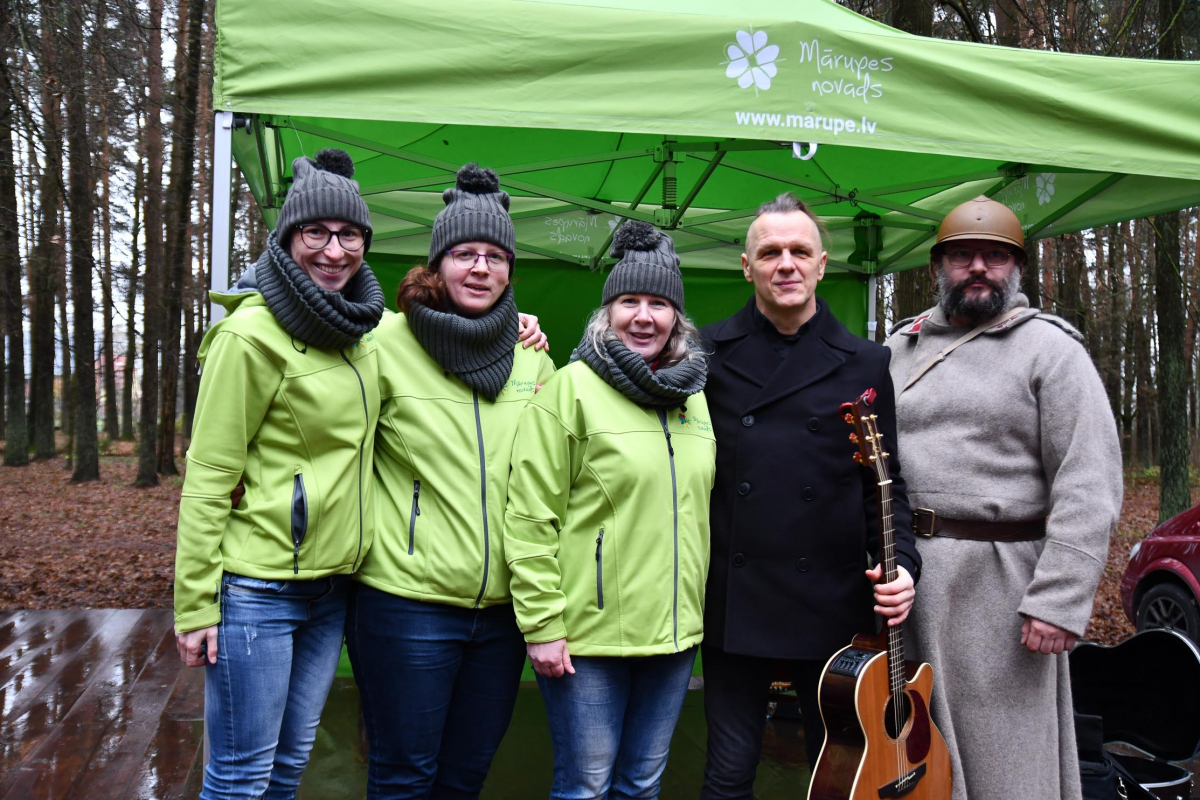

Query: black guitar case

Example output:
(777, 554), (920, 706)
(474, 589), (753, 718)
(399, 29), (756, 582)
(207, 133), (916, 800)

(1070, 628), (1200, 800)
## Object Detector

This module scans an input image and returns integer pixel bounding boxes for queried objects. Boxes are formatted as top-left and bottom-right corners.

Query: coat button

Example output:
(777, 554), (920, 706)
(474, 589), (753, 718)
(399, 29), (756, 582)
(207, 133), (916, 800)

(741, 414), (755, 427)
(737, 482), (751, 496)
(808, 417), (820, 431)
(802, 487), (815, 501)
(733, 553), (746, 567)
(796, 557), (810, 572)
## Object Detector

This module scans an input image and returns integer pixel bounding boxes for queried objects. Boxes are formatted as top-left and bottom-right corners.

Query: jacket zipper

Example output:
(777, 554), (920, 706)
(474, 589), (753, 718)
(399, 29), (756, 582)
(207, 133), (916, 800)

(408, 479), (421, 555)
(340, 351), (369, 570)
(472, 391), (490, 609)
(595, 528), (605, 609)
(291, 467), (308, 574)
(657, 410), (680, 652)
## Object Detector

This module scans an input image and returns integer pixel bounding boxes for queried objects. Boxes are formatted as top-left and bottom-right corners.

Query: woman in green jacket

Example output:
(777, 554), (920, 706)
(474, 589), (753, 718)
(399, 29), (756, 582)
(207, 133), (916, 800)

(173, 149), (386, 799)
(348, 164), (555, 800)
(505, 222), (716, 800)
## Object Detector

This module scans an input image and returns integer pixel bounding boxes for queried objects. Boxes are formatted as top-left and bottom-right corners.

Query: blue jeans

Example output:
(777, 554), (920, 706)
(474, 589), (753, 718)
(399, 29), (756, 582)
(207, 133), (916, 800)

(201, 572), (349, 800)
(537, 648), (697, 800)
(346, 584), (527, 800)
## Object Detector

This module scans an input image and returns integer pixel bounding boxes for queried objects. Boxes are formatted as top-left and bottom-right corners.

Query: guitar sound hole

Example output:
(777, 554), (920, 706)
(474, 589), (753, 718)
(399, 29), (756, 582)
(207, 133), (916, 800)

(883, 691), (913, 739)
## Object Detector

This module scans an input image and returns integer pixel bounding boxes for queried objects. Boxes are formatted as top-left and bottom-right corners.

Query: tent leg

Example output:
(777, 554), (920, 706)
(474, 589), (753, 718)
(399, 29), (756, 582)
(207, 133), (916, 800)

(866, 274), (877, 341)
(210, 111), (234, 322)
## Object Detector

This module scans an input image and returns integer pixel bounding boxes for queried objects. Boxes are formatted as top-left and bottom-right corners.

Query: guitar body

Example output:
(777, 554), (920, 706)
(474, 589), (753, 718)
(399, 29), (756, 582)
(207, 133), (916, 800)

(808, 634), (952, 800)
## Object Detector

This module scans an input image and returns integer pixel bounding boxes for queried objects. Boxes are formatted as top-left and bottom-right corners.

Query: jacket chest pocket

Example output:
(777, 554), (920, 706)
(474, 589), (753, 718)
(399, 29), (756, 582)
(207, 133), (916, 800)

(408, 478), (422, 555)
(291, 467), (308, 574)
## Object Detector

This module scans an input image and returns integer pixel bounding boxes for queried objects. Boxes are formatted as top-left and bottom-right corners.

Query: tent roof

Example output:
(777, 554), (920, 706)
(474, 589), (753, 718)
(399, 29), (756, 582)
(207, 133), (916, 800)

(215, 0), (1200, 274)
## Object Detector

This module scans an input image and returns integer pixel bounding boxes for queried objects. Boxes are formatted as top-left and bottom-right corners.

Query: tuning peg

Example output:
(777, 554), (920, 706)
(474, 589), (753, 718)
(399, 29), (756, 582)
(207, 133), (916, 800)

(849, 433), (859, 444)
(852, 452), (863, 464)
(882, 451), (890, 458)
(842, 413), (854, 425)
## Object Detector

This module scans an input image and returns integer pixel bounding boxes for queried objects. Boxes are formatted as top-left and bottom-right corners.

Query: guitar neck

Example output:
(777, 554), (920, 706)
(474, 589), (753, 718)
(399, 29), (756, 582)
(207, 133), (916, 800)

(874, 465), (906, 702)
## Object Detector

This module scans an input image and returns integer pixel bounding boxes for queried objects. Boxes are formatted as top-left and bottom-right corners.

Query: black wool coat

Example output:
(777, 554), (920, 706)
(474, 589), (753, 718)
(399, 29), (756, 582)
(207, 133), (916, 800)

(700, 297), (919, 661)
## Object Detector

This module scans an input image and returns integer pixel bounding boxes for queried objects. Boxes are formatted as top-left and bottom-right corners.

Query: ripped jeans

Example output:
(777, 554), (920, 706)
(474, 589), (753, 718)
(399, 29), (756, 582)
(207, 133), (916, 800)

(201, 572), (349, 800)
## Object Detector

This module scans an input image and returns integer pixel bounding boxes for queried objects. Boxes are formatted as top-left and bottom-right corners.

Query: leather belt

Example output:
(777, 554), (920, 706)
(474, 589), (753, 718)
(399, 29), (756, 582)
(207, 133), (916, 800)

(912, 508), (1045, 542)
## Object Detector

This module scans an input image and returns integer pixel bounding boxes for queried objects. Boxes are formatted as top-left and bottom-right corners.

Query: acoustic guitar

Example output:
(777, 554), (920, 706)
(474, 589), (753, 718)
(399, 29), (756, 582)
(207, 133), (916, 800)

(806, 388), (952, 800)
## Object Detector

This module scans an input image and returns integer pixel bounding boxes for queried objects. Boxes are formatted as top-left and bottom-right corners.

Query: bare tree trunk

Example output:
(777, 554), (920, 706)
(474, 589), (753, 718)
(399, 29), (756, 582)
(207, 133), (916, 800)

(0, 0), (26, 465)
(61, 0), (98, 480)
(56, 205), (71, 454)
(157, 0), (206, 475)
(1022, 234), (1041, 308)
(122, 151), (142, 441)
(1155, 0), (1189, 519)
(89, 0), (118, 441)
(29, 0), (63, 459)
(136, 0), (164, 487)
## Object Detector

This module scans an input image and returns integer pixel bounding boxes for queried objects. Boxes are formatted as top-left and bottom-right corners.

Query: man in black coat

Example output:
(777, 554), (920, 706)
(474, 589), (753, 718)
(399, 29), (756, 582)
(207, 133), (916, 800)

(699, 194), (921, 800)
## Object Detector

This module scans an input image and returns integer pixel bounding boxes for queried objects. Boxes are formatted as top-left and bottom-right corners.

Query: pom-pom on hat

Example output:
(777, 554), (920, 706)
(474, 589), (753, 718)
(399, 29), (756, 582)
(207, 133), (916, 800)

(428, 164), (516, 270)
(602, 221), (685, 310)
(276, 149), (373, 251)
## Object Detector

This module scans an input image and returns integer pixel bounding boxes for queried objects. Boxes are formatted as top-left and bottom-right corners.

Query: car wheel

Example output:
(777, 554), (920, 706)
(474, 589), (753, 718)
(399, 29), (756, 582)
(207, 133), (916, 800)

(1135, 582), (1200, 644)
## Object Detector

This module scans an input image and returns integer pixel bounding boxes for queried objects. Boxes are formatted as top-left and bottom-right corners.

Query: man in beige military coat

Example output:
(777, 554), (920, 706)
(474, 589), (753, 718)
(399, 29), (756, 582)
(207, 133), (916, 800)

(884, 196), (1122, 800)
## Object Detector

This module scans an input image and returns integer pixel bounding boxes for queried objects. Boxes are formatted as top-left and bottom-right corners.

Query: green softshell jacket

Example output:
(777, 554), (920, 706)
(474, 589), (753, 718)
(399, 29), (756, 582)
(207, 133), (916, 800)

(355, 311), (555, 608)
(173, 291), (380, 633)
(504, 361), (717, 657)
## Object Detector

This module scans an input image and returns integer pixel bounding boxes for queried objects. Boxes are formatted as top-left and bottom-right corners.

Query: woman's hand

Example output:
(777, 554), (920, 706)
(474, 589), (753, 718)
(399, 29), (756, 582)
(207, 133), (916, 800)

(866, 565), (915, 626)
(176, 625), (219, 667)
(527, 638), (574, 678)
(518, 313), (550, 352)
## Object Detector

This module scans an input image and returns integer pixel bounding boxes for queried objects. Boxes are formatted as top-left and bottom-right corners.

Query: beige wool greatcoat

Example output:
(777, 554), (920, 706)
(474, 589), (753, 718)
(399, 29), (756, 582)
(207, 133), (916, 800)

(884, 295), (1122, 800)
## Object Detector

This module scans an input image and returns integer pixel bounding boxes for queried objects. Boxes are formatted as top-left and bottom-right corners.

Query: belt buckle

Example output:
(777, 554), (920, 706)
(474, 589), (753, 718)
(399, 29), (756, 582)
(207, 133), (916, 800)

(915, 508), (937, 538)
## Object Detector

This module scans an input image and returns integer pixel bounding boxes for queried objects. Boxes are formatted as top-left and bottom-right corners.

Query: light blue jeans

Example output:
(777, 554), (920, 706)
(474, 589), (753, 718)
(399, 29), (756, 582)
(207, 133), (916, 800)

(200, 572), (349, 800)
(536, 647), (697, 800)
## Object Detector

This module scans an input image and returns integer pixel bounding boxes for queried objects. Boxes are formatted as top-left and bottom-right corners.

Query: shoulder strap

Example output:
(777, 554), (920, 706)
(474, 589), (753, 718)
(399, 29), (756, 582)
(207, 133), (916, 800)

(900, 319), (995, 395)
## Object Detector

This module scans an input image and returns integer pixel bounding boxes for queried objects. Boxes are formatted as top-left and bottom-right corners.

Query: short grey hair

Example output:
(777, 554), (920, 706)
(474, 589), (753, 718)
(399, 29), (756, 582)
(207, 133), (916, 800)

(747, 192), (827, 250)
(583, 302), (706, 368)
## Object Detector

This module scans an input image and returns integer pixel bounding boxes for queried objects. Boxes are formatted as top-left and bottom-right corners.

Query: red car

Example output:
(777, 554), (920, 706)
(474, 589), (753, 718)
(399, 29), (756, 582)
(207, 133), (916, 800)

(1121, 503), (1200, 645)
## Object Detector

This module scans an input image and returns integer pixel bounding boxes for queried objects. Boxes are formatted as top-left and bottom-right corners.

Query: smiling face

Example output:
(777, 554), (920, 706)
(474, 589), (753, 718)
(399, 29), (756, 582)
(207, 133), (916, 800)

(609, 293), (676, 362)
(438, 240), (511, 316)
(287, 220), (365, 294)
(742, 211), (827, 327)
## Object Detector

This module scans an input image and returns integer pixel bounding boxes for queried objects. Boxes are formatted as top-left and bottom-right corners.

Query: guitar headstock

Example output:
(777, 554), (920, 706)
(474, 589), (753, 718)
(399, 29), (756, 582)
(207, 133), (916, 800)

(838, 388), (888, 477)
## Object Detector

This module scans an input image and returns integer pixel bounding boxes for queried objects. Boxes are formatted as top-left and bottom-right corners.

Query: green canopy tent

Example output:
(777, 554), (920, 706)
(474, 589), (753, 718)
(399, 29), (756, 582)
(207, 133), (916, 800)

(211, 0), (1200, 354)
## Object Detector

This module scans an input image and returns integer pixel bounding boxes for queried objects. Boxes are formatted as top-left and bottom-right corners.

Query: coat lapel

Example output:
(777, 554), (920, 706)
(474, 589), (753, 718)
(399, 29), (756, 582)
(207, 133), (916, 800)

(747, 299), (858, 412)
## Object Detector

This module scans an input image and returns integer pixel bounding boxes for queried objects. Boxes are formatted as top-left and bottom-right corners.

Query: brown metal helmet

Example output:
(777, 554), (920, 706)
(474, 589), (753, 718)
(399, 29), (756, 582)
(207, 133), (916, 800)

(935, 196), (1025, 254)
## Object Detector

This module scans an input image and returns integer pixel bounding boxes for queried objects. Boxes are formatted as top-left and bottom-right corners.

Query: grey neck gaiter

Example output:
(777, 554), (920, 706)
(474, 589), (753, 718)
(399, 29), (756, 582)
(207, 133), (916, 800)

(572, 331), (707, 409)
(407, 286), (520, 401)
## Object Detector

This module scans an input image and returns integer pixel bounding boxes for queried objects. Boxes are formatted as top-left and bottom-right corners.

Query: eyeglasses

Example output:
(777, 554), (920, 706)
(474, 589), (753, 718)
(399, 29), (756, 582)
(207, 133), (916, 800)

(944, 247), (1015, 267)
(296, 224), (366, 252)
(446, 249), (513, 270)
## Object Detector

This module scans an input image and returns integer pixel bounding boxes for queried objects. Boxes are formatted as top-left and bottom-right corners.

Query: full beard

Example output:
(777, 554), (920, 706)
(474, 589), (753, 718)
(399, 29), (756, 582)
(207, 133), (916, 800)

(936, 267), (1022, 325)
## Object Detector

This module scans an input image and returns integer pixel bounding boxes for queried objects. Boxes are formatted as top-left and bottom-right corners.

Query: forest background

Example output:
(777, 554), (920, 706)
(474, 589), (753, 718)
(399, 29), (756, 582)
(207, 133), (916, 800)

(0, 0), (1197, 641)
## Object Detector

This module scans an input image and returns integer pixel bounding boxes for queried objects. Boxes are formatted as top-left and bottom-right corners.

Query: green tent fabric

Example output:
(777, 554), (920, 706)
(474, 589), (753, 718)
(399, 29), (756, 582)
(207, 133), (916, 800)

(214, 0), (1200, 351)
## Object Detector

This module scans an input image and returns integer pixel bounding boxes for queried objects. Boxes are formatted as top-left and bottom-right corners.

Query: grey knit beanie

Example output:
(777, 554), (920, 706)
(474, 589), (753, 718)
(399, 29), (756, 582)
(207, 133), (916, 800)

(602, 221), (685, 310)
(276, 149), (373, 251)
(428, 164), (516, 268)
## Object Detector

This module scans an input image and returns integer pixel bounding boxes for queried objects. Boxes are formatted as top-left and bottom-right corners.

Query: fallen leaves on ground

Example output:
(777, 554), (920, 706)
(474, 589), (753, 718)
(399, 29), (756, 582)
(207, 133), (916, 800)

(0, 453), (181, 610)
(0, 447), (1184, 646)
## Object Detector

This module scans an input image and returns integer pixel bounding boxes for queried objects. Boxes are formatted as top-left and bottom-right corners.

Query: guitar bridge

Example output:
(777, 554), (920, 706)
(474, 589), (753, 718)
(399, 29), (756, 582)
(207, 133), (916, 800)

(878, 763), (926, 798)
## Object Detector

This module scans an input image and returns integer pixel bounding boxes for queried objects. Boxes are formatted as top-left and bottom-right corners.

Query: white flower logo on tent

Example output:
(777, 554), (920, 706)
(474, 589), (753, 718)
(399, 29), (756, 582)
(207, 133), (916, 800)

(724, 28), (780, 93)
(1035, 173), (1056, 206)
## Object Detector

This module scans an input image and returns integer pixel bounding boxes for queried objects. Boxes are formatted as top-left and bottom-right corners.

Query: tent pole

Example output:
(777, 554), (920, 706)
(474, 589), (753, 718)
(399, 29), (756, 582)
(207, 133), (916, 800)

(210, 111), (234, 322)
(867, 274), (878, 340)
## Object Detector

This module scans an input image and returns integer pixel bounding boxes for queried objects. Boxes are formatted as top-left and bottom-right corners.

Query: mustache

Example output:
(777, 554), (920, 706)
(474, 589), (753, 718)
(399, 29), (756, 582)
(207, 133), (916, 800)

(951, 274), (1005, 294)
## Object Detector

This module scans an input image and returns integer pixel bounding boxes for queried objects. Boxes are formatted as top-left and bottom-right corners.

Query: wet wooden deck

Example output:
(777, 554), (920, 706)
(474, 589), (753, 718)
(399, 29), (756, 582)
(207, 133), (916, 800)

(7, 610), (1192, 799)
(0, 610), (810, 799)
